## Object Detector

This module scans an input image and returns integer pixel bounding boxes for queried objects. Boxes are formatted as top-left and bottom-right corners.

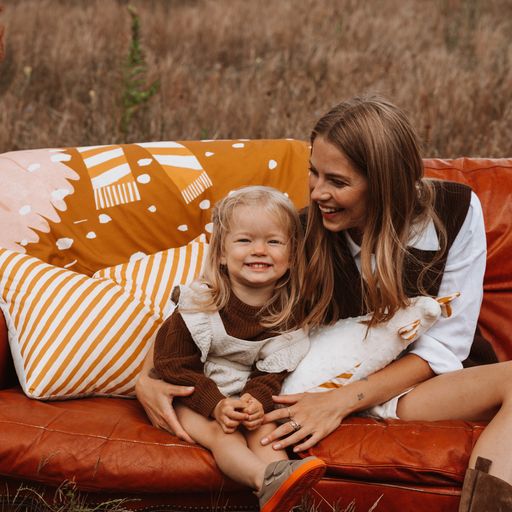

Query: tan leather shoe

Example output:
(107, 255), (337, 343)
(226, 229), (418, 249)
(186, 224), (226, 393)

(256, 456), (326, 512)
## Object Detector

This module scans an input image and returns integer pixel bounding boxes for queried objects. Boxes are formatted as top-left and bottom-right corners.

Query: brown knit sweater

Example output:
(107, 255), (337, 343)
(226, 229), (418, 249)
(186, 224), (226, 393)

(153, 293), (288, 418)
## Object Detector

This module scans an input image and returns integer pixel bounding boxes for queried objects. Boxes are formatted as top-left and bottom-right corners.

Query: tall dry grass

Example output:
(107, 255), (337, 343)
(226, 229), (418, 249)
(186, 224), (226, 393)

(0, 0), (511, 156)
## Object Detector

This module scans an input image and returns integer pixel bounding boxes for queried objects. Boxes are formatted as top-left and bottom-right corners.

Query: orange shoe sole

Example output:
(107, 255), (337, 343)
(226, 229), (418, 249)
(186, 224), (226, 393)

(260, 458), (326, 512)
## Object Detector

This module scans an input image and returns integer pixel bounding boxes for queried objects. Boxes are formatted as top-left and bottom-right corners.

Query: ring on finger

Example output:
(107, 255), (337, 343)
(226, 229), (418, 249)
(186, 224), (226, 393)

(287, 407), (292, 419)
(289, 419), (302, 432)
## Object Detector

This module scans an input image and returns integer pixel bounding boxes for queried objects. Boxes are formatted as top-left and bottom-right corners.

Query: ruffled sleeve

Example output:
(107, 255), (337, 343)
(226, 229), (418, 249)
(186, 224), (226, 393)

(177, 283), (214, 363)
(256, 330), (310, 373)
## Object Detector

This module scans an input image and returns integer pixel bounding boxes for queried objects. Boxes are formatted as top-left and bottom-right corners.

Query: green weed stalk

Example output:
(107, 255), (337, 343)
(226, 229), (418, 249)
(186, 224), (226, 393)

(120, 4), (159, 138)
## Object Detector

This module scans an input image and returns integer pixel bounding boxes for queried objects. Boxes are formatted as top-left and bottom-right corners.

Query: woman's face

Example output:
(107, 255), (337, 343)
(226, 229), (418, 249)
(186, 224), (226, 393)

(309, 136), (368, 235)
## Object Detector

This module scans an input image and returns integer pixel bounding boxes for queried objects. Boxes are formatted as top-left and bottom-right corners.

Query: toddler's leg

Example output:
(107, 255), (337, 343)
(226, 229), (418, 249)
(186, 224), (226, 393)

(174, 404), (266, 490)
(245, 422), (288, 467)
(244, 422), (326, 512)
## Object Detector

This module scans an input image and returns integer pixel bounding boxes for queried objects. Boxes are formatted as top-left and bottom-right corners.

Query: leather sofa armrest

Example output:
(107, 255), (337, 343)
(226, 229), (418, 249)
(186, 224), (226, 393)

(0, 309), (15, 389)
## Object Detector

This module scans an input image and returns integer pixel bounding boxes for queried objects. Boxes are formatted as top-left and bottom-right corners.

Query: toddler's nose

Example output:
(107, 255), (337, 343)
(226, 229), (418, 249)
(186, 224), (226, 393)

(252, 240), (266, 254)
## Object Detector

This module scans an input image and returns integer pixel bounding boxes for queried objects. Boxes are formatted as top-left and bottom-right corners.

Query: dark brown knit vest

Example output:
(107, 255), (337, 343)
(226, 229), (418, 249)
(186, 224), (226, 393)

(321, 180), (496, 366)
(328, 180), (471, 320)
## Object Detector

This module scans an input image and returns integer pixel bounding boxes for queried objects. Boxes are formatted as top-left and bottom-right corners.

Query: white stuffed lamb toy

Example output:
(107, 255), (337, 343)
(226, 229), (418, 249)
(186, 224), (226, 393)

(281, 294), (459, 394)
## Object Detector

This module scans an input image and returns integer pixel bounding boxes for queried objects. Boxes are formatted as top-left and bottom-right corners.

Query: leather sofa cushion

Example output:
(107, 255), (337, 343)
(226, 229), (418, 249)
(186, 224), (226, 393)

(0, 387), (483, 493)
(0, 388), (237, 494)
(308, 416), (483, 486)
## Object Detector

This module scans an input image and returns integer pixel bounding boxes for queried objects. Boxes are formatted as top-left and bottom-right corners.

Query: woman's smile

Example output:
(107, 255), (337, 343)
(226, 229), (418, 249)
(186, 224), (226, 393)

(318, 204), (344, 218)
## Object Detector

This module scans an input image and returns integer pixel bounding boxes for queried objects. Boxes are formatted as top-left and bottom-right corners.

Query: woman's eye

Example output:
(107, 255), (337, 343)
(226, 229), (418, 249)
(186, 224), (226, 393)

(331, 180), (347, 188)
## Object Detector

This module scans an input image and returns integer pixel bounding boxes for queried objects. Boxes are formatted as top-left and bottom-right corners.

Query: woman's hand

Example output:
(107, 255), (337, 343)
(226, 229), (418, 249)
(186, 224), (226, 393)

(261, 355), (435, 452)
(261, 391), (346, 452)
(135, 371), (195, 443)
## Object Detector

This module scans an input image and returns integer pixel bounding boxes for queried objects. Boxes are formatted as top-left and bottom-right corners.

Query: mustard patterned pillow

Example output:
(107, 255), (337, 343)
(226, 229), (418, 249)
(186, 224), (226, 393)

(0, 248), (162, 399)
(93, 234), (209, 318)
(0, 234), (209, 399)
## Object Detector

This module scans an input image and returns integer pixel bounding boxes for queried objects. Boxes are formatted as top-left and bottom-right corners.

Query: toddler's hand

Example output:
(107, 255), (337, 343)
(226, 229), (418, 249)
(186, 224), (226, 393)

(240, 393), (264, 430)
(213, 397), (248, 434)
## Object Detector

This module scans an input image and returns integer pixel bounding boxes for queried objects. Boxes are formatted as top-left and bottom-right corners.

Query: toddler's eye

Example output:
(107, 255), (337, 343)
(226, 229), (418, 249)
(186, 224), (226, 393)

(236, 238), (251, 243)
(269, 239), (284, 245)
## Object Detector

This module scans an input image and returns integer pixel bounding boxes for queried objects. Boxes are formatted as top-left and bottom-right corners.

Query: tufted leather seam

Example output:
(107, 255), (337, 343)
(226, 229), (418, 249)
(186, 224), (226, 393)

(318, 475), (462, 495)
(325, 462), (464, 475)
(337, 422), (486, 431)
(0, 420), (206, 449)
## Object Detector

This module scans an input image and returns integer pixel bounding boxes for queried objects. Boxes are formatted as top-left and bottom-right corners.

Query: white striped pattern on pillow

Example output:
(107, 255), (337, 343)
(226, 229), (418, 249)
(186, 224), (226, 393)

(0, 249), (162, 399)
(93, 234), (208, 318)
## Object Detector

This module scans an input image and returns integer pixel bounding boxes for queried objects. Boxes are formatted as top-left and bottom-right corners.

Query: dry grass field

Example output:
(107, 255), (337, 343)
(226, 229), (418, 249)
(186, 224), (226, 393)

(0, 0), (511, 156)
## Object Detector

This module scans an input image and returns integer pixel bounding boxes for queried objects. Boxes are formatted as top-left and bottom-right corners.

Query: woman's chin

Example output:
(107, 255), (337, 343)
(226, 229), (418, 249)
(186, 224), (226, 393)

(321, 217), (346, 232)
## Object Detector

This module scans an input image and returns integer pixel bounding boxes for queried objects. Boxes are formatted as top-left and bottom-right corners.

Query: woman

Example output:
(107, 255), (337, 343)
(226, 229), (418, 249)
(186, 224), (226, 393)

(136, 96), (512, 510)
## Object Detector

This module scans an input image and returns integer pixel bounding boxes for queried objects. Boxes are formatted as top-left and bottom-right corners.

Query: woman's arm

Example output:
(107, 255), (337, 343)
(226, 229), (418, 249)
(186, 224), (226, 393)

(135, 340), (196, 443)
(262, 353), (433, 452)
(408, 192), (487, 372)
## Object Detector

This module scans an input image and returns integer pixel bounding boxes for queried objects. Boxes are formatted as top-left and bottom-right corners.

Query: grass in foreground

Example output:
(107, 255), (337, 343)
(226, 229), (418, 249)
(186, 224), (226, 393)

(0, 481), (134, 512)
(0, 481), (383, 512)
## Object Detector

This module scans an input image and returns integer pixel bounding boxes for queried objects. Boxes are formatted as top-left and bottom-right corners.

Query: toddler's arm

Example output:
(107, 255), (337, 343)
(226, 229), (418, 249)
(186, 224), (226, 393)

(242, 369), (288, 413)
(154, 312), (225, 418)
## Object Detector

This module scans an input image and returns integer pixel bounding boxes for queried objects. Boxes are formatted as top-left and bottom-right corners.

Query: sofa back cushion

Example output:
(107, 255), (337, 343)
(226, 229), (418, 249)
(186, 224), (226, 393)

(0, 143), (511, 386)
(0, 140), (309, 276)
(424, 158), (512, 360)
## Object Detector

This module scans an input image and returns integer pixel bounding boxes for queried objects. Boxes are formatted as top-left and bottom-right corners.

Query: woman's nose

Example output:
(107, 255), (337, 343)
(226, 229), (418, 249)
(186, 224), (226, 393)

(310, 180), (329, 201)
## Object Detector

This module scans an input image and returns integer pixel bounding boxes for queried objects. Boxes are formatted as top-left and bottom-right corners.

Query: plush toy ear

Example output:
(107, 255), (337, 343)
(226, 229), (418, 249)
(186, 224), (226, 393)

(398, 319), (421, 341)
(436, 292), (461, 318)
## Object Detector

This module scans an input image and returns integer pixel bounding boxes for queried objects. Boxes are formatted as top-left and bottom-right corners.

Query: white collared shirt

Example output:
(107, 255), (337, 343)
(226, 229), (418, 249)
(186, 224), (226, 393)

(344, 191), (486, 374)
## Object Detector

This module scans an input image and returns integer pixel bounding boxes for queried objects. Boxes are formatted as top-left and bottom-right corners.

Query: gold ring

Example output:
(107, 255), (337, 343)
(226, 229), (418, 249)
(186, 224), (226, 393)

(289, 420), (302, 432)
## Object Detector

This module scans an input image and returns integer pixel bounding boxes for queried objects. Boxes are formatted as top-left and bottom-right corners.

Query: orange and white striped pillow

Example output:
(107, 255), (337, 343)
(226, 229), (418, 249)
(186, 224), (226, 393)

(0, 248), (163, 400)
(93, 234), (209, 318)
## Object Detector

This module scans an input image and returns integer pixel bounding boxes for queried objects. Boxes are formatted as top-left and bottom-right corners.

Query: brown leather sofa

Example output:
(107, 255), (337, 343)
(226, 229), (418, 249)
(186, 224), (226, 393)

(0, 141), (511, 511)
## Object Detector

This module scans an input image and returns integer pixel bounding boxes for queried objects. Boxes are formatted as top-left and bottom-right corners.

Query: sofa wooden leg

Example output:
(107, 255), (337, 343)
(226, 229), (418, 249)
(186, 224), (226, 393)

(459, 457), (512, 511)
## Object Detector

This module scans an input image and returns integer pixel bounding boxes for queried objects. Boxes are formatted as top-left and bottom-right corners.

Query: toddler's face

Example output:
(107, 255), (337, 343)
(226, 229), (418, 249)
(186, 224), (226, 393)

(221, 205), (290, 303)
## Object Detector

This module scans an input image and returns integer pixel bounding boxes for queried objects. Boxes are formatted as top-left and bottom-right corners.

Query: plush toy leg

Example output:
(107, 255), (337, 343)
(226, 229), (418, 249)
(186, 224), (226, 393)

(398, 319), (421, 341)
(458, 457), (512, 511)
(436, 292), (461, 317)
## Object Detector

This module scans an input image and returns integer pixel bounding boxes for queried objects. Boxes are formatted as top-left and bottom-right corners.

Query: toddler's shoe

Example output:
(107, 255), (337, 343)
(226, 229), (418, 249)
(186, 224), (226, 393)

(256, 456), (326, 512)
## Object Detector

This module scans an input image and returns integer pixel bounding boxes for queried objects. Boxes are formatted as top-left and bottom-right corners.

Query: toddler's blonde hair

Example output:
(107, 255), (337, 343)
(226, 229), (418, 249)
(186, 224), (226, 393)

(193, 186), (305, 331)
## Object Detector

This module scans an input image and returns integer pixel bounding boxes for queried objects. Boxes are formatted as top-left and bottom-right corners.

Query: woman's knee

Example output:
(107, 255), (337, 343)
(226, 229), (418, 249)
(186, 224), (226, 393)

(497, 361), (512, 404)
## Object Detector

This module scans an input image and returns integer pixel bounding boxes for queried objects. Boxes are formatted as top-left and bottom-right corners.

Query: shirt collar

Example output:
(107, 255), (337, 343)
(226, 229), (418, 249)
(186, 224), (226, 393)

(344, 217), (440, 257)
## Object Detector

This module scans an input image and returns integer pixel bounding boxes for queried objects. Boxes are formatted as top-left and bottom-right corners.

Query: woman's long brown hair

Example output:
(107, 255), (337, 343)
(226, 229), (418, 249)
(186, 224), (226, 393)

(300, 95), (447, 328)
